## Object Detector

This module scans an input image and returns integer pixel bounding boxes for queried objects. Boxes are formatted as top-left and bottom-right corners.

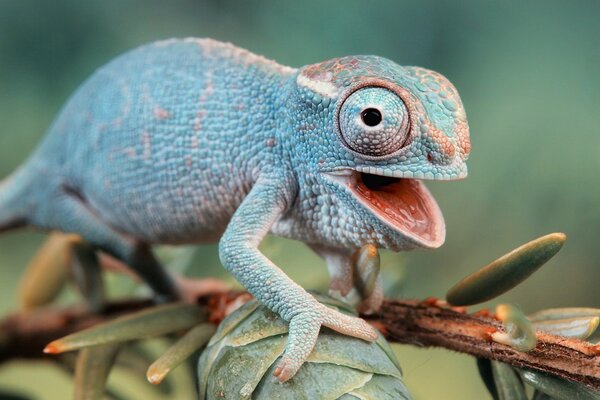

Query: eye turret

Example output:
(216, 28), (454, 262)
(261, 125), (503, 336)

(338, 87), (410, 157)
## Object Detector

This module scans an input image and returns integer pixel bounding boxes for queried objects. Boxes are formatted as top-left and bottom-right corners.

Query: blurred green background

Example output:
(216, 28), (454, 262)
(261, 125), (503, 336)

(0, 1), (598, 398)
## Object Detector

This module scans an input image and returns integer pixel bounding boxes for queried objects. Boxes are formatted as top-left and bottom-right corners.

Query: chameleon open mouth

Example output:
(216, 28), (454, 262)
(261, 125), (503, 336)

(327, 170), (445, 248)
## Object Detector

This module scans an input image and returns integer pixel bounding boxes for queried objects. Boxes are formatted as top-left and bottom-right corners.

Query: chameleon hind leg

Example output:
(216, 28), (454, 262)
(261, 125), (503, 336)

(47, 192), (181, 302)
(19, 232), (228, 310)
(309, 244), (384, 315)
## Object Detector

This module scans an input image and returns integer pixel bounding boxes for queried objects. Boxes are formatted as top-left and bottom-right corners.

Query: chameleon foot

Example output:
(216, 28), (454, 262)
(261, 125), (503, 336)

(328, 273), (355, 298)
(320, 303), (378, 340)
(273, 303), (378, 383)
(175, 276), (230, 303)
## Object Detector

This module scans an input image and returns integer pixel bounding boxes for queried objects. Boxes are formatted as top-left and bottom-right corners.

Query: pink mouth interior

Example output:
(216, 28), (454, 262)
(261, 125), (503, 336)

(349, 173), (444, 246)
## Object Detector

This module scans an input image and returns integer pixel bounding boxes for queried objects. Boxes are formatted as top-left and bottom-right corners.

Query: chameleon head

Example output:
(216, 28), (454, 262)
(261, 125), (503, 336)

(289, 55), (471, 250)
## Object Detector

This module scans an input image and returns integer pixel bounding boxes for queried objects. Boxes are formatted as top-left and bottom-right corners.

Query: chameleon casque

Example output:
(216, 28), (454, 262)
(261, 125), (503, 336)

(0, 38), (470, 381)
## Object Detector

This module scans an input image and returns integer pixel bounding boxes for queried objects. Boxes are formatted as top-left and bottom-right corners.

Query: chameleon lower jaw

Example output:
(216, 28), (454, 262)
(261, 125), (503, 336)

(325, 170), (446, 248)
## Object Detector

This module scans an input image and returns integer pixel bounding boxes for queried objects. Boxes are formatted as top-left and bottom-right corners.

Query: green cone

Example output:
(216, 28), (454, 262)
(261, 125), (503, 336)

(198, 296), (411, 400)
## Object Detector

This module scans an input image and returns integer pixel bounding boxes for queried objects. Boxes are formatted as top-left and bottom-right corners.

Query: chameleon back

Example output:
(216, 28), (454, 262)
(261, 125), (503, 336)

(24, 39), (295, 243)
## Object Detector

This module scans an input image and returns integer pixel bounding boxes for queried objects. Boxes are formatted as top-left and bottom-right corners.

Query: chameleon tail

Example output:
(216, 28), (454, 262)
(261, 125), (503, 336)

(0, 166), (32, 233)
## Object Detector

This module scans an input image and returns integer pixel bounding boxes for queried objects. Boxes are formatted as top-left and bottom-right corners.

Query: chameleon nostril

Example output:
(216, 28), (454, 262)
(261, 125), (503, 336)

(426, 153), (434, 163)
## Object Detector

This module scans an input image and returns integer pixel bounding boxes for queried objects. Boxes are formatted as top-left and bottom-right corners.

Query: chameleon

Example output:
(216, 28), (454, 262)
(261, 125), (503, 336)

(0, 38), (470, 381)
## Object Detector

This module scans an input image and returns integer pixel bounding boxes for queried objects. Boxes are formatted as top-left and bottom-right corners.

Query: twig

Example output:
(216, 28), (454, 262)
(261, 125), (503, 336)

(370, 299), (600, 391)
(1, 295), (599, 391)
(0, 299), (152, 363)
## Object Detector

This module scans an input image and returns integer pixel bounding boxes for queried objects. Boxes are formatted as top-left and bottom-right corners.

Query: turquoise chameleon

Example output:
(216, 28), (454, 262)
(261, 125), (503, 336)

(0, 38), (470, 381)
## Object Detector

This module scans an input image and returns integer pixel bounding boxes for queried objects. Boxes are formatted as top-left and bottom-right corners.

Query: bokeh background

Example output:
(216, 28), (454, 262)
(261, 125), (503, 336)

(0, 1), (598, 398)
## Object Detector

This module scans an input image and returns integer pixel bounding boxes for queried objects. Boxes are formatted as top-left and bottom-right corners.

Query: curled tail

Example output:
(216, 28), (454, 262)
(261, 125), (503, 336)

(0, 166), (33, 233)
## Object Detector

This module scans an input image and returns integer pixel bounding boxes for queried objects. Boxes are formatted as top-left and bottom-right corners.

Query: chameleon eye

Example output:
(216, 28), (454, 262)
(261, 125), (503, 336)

(338, 87), (410, 157)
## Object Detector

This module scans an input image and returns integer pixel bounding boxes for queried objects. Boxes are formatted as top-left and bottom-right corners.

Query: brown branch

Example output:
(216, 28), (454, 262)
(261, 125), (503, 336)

(1, 295), (599, 391)
(368, 299), (600, 391)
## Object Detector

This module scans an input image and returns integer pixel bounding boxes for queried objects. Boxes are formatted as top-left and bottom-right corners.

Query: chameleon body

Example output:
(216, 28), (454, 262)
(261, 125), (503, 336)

(0, 38), (470, 381)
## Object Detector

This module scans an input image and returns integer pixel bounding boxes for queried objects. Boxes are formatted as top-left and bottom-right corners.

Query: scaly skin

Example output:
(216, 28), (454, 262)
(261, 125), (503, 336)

(0, 38), (470, 381)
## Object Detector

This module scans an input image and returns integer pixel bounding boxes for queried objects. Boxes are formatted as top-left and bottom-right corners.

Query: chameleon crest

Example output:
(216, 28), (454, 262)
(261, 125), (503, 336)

(0, 39), (470, 382)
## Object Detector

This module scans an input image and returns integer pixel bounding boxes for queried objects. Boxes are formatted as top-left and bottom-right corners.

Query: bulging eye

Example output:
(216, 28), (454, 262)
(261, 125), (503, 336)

(338, 87), (410, 157)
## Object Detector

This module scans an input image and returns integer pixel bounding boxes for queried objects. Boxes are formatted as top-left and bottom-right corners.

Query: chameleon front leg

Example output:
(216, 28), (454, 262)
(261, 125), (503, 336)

(219, 176), (378, 382)
(310, 244), (384, 314)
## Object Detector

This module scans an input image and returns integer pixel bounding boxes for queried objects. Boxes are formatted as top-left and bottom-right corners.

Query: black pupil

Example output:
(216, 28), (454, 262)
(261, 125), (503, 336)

(361, 108), (382, 127)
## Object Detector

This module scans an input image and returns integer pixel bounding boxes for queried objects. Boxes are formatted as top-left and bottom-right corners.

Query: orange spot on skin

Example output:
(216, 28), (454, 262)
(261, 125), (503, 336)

(194, 110), (206, 132)
(153, 107), (171, 120)
(433, 129), (455, 159)
(424, 122), (457, 163)
(141, 131), (152, 160)
(460, 137), (472, 157)
(124, 147), (136, 158)
(455, 120), (471, 158)
(204, 81), (214, 98)
(298, 123), (316, 132)
(450, 306), (468, 314)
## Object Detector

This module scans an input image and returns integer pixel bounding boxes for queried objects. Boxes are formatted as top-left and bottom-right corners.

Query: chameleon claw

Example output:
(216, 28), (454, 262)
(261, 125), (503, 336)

(273, 308), (321, 382)
(273, 357), (298, 383)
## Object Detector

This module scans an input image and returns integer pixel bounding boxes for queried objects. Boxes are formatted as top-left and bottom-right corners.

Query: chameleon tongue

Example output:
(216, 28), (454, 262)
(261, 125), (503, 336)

(351, 176), (445, 247)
